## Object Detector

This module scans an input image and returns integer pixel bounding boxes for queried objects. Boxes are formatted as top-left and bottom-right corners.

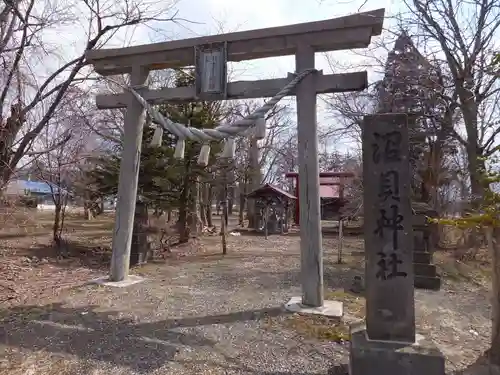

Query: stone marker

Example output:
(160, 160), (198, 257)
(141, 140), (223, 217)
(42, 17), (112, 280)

(363, 113), (415, 342)
(349, 113), (445, 375)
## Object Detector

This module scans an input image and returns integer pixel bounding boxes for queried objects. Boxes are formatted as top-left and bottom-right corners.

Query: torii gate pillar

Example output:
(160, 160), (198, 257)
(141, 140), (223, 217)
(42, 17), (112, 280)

(294, 44), (323, 306)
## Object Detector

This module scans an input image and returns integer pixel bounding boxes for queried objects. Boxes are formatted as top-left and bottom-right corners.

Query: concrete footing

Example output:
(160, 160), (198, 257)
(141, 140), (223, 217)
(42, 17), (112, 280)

(284, 296), (343, 317)
(349, 324), (445, 375)
(91, 275), (145, 287)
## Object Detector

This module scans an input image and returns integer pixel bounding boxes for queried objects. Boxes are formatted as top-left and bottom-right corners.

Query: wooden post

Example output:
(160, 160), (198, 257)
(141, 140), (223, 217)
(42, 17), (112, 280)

(338, 219), (344, 264)
(295, 44), (323, 307)
(130, 199), (150, 266)
(284, 203), (289, 233)
(264, 203), (269, 240)
(221, 207), (227, 255)
(109, 66), (149, 282)
(281, 203), (285, 235)
(362, 113), (415, 343)
(247, 137), (260, 229)
(220, 160), (229, 255)
(295, 176), (300, 226)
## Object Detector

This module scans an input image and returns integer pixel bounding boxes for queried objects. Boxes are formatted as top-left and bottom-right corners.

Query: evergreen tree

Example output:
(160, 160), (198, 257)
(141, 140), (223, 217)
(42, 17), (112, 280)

(86, 68), (225, 248)
(376, 33), (458, 208)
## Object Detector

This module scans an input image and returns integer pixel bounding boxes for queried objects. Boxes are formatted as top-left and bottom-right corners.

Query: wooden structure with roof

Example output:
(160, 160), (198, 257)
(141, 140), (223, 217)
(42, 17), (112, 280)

(285, 171), (354, 225)
(246, 184), (297, 237)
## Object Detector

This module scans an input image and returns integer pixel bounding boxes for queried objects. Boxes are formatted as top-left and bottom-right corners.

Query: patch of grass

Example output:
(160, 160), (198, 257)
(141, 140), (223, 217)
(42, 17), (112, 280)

(264, 289), (366, 343)
(326, 289), (365, 319)
(434, 250), (491, 287)
(282, 314), (350, 342)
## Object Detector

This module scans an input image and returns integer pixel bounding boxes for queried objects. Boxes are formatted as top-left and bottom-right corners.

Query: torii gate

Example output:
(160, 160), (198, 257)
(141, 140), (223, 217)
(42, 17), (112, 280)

(85, 9), (384, 308)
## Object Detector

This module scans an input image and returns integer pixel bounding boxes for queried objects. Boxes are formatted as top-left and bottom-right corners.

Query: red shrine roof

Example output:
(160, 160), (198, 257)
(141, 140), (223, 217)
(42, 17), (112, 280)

(246, 183), (297, 200)
(285, 171), (354, 178)
(285, 172), (351, 199)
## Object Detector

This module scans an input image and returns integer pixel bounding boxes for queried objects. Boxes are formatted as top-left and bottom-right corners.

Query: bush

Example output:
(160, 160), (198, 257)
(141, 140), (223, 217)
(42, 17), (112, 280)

(18, 196), (38, 208)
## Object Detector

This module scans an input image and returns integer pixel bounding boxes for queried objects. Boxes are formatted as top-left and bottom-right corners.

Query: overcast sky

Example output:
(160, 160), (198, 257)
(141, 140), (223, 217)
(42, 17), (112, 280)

(122, 0), (398, 80)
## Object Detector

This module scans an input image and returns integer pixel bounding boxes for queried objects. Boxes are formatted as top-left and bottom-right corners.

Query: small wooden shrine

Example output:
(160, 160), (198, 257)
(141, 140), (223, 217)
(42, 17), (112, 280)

(285, 171), (354, 225)
(246, 183), (297, 237)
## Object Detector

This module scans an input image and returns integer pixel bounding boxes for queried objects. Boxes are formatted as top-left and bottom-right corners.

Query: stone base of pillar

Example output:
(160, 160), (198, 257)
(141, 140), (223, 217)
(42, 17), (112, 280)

(284, 296), (343, 317)
(91, 275), (145, 288)
(349, 323), (445, 375)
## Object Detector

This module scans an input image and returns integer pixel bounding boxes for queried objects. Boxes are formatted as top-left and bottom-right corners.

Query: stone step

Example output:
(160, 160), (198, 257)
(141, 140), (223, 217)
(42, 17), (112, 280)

(415, 275), (441, 290)
(413, 252), (432, 264)
(414, 263), (437, 277)
(413, 232), (429, 252)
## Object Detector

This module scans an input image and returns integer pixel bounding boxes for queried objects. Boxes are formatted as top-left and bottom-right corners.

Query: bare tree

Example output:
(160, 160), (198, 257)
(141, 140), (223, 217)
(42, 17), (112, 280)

(33, 89), (94, 253)
(402, 0), (500, 201)
(0, 0), (182, 189)
(88, 69), (176, 149)
(226, 99), (293, 226)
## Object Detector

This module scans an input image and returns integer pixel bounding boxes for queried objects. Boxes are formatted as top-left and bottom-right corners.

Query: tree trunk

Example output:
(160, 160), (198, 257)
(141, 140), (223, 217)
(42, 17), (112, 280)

(460, 87), (485, 204)
(221, 202), (227, 255)
(466, 147), (487, 252)
(247, 137), (261, 228)
(83, 189), (94, 220)
(228, 184), (234, 215)
(488, 226), (500, 365)
(466, 141), (485, 201)
(227, 169), (235, 216)
(188, 177), (203, 236)
(0, 106), (26, 189)
(238, 188), (246, 226)
(178, 181), (190, 243)
(84, 203), (94, 221)
(224, 183), (229, 227)
(53, 204), (62, 242)
(206, 183), (213, 227)
(130, 200), (150, 266)
(52, 200), (70, 258)
(200, 182), (208, 227)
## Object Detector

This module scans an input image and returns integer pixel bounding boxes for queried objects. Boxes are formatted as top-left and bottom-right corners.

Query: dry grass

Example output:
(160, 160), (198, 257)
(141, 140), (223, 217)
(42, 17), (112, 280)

(265, 289), (365, 344)
(326, 289), (365, 319)
(279, 314), (350, 342)
(0, 208), (496, 374)
(434, 248), (492, 287)
(0, 223), (361, 375)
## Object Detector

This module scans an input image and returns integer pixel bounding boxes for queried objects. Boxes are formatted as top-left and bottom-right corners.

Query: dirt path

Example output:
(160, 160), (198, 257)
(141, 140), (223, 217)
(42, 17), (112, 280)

(0, 232), (494, 375)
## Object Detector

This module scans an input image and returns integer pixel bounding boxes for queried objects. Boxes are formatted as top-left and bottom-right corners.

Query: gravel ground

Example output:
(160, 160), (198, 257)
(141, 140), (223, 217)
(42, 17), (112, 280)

(0, 234), (494, 375)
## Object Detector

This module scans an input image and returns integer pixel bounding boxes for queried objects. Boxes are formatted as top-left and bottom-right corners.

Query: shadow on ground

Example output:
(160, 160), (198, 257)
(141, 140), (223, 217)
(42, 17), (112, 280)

(23, 241), (112, 270)
(192, 258), (362, 293)
(258, 365), (348, 375)
(231, 230), (352, 239)
(0, 303), (305, 373)
(2, 299), (497, 375)
(0, 231), (50, 240)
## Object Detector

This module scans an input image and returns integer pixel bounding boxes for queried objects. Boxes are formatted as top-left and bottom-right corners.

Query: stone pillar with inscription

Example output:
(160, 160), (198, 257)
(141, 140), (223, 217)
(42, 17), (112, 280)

(349, 113), (445, 375)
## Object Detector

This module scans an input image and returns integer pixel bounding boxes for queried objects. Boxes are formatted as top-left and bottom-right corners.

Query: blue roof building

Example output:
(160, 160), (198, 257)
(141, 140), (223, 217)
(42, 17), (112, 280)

(5, 179), (67, 196)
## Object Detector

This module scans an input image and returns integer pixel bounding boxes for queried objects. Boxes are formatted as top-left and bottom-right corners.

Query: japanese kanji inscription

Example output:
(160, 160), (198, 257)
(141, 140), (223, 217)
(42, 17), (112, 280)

(362, 113), (415, 343)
